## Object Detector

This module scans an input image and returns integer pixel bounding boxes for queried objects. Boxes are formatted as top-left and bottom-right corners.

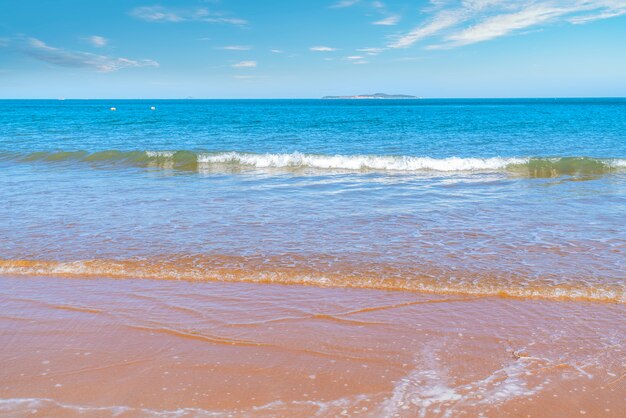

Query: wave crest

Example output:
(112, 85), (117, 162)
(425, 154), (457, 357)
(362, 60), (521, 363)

(1, 150), (625, 176)
(0, 258), (623, 303)
(197, 152), (525, 172)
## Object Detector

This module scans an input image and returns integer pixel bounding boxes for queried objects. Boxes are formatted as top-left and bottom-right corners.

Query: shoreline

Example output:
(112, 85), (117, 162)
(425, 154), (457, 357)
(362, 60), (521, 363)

(1, 258), (623, 304)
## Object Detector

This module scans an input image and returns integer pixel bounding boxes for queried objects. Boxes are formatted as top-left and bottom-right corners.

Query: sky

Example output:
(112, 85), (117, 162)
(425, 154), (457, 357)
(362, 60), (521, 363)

(1, 0), (626, 98)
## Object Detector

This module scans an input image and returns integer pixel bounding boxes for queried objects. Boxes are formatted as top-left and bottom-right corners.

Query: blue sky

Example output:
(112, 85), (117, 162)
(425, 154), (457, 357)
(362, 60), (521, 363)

(1, 0), (626, 98)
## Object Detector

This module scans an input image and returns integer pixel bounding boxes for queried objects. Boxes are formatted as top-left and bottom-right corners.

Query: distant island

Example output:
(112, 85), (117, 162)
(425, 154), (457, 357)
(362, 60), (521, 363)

(322, 93), (419, 99)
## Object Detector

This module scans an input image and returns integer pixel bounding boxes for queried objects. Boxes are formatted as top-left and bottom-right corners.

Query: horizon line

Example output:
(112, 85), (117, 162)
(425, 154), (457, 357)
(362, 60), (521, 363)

(1, 96), (626, 100)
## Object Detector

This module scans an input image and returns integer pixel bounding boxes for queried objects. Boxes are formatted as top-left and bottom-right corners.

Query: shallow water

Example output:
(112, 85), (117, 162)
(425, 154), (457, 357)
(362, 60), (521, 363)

(1, 100), (625, 301)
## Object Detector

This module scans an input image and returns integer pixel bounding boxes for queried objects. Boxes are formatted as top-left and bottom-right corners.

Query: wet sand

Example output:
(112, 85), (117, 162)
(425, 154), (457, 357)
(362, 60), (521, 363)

(0, 275), (624, 417)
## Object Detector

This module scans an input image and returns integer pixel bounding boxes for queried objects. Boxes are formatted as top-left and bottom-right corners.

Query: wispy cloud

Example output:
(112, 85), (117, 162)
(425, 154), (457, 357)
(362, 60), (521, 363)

(219, 45), (251, 51)
(389, 9), (462, 48)
(346, 55), (365, 59)
(357, 47), (385, 55)
(232, 60), (257, 68)
(11, 37), (158, 72)
(373, 15), (400, 25)
(390, 0), (626, 49)
(330, 0), (360, 8)
(87, 35), (107, 47)
(310, 46), (339, 52)
(568, 4), (626, 24)
(130, 5), (184, 22)
(393, 56), (424, 62)
(270, 49), (284, 53)
(130, 5), (247, 26)
(332, 0), (403, 27)
(442, 4), (563, 48)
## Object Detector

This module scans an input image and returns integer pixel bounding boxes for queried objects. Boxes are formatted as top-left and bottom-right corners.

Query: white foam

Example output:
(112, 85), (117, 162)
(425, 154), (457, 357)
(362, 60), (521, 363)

(609, 158), (626, 167)
(0, 395), (372, 417)
(379, 350), (550, 417)
(146, 151), (176, 158)
(0, 397), (225, 417)
(196, 152), (527, 172)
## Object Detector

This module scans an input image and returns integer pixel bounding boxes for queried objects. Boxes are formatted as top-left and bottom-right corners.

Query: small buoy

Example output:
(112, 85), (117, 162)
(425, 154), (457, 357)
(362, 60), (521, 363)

(150, 106), (156, 111)
(110, 107), (116, 111)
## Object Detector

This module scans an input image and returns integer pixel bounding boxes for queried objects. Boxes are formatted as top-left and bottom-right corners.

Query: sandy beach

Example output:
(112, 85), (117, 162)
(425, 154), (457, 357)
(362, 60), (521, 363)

(1, 275), (623, 417)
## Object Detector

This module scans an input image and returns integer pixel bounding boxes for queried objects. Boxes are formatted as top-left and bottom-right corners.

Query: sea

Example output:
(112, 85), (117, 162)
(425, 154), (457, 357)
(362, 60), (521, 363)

(1, 98), (624, 301)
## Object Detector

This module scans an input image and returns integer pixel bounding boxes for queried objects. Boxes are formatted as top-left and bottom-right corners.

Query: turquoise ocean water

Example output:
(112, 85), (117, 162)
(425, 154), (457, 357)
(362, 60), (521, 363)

(0, 99), (625, 301)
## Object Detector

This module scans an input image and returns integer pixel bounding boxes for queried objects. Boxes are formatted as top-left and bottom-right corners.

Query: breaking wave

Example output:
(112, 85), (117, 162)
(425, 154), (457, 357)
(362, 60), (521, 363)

(0, 258), (623, 303)
(1, 150), (625, 176)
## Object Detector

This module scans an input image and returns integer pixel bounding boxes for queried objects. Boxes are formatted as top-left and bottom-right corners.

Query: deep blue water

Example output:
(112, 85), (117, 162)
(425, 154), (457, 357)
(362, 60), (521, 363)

(1, 99), (626, 157)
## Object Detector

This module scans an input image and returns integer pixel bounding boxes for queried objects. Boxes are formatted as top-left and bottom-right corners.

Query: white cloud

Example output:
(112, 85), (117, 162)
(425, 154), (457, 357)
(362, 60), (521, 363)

(270, 49), (284, 53)
(373, 15), (400, 25)
(310, 46), (339, 51)
(389, 0), (626, 49)
(15, 37), (158, 72)
(331, 0), (360, 8)
(357, 47), (385, 55)
(87, 35), (107, 47)
(130, 6), (184, 22)
(232, 60), (257, 68)
(353, 60), (369, 64)
(219, 45), (251, 50)
(569, 6), (626, 24)
(394, 56), (422, 61)
(444, 4), (563, 47)
(347, 55), (365, 59)
(333, 0), (402, 28)
(389, 9), (462, 48)
(130, 5), (247, 26)
(217, 18), (248, 25)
